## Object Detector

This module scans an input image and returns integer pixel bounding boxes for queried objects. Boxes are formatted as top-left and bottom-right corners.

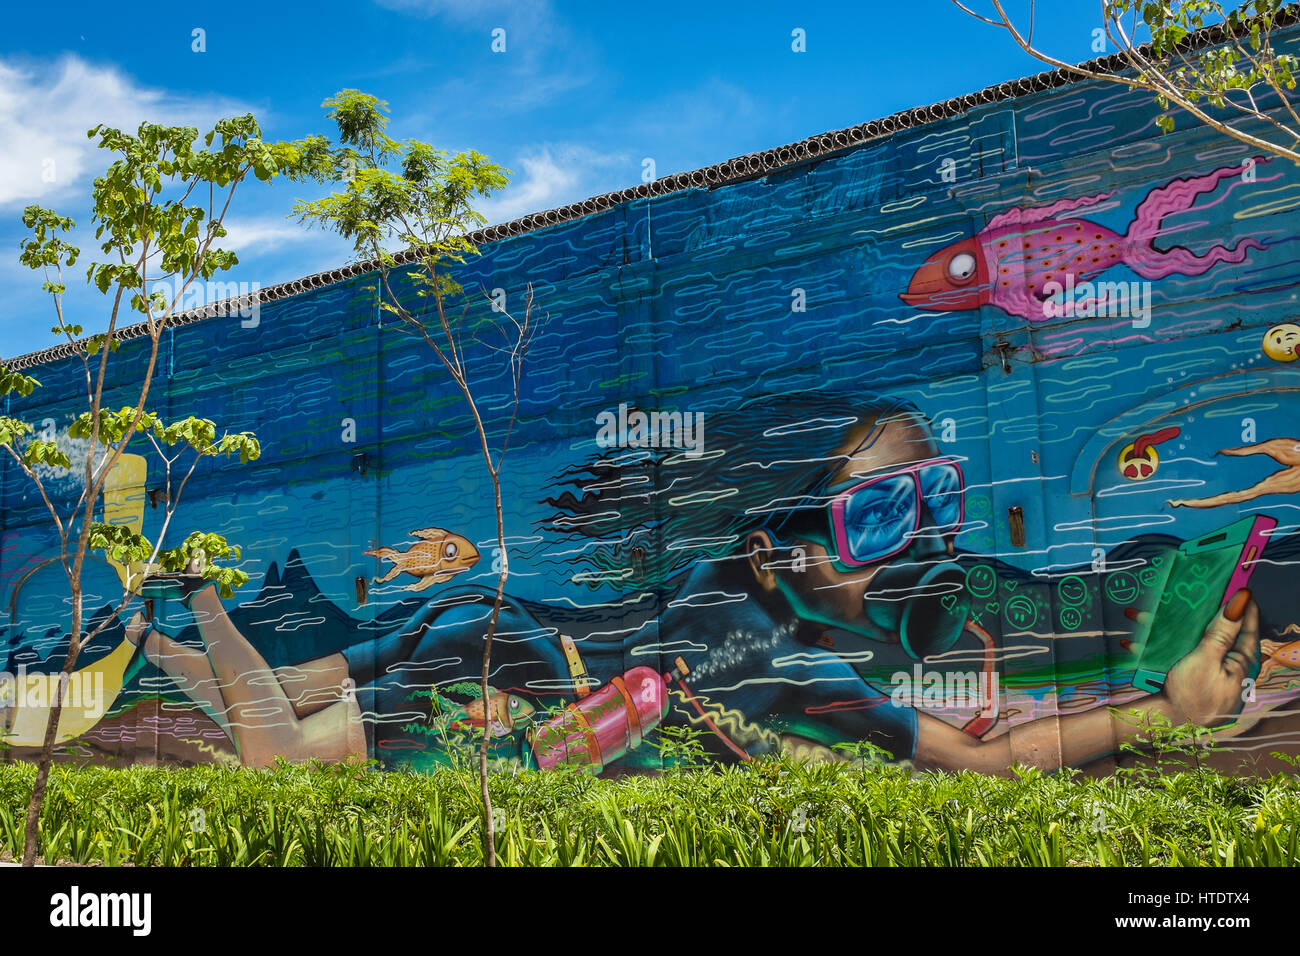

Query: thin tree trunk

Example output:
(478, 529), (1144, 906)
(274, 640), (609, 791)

(21, 583), (83, 866)
(478, 471), (508, 867)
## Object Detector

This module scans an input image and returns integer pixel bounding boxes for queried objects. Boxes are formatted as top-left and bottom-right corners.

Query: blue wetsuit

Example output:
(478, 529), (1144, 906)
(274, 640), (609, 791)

(342, 560), (917, 766)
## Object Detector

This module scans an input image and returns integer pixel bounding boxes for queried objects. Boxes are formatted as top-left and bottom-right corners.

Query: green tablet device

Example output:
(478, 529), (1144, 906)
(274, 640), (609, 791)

(1131, 515), (1274, 694)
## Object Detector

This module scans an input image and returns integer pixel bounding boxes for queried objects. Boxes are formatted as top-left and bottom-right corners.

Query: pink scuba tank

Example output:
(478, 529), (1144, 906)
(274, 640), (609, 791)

(529, 658), (689, 771)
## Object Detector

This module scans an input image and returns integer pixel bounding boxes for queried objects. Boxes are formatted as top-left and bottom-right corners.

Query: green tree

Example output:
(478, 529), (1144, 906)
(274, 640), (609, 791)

(1, 115), (329, 865)
(295, 90), (529, 867)
(954, 1), (1300, 162)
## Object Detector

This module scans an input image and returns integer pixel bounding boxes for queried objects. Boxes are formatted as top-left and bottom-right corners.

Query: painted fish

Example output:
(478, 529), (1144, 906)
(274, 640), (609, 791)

(365, 527), (479, 592)
(458, 690), (536, 736)
(900, 160), (1268, 322)
(1259, 638), (1300, 683)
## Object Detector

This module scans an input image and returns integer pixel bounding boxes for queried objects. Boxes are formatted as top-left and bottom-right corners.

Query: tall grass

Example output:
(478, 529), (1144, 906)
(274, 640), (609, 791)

(0, 757), (1295, 866)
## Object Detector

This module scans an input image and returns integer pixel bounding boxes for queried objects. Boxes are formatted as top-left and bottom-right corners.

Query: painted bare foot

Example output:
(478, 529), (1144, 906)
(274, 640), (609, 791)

(1167, 499), (1185, 508)
(122, 610), (166, 662)
(124, 611), (149, 647)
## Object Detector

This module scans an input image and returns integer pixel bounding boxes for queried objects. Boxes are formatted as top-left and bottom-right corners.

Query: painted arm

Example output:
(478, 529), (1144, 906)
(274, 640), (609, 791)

(913, 593), (1260, 775)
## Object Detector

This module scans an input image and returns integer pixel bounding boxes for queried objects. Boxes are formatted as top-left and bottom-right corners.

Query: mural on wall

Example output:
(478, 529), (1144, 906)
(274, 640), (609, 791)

(6, 57), (1300, 776)
(901, 160), (1270, 321)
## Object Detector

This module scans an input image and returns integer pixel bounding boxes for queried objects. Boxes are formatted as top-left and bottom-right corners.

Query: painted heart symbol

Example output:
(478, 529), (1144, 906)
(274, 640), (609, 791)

(941, 595), (957, 611)
(1174, 580), (1210, 609)
(1003, 580), (1018, 591)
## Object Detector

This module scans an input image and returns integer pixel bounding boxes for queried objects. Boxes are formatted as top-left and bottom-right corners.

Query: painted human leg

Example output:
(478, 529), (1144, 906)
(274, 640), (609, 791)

(126, 613), (232, 736)
(1218, 438), (1300, 466)
(129, 614), (354, 726)
(1169, 470), (1300, 508)
(186, 586), (366, 767)
(1169, 439), (1300, 508)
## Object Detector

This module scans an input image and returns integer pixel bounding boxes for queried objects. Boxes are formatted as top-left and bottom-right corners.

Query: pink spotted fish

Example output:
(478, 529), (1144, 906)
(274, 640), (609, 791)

(900, 159), (1269, 321)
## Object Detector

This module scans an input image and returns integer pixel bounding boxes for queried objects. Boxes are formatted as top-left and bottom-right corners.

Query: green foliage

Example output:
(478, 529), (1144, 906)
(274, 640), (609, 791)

(85, 526), (248, 597)
(61, 409), (261, 463)
(68, 407), (157, 443)
(19, 440), (72, 470)
(7, 106), (314, 866)
(293, 89), (510, 301)
(75, 118), (329, 315)
(1104, 1), (1300, 135)
(17, 116), (330, 341)
(5, 402), (261, 596)
(0, 415), (72, 470)
(831, 739), (896, 784)
(1114, 707), (1225, 778)
(831, 739), (895, 766)
(652, 724), (710, 771)
(19, 206), (79, 272)
(0, 366), (40, 399)
(0, 417), (34, 449)
(1, 758), (1297, 866)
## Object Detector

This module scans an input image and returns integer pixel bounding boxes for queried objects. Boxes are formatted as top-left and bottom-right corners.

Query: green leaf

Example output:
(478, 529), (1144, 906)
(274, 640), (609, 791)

(0, 417), (35, 448)
(21, 440), (72, 470)
(89, 522), (155, 566)
(0, 366), (40, 399)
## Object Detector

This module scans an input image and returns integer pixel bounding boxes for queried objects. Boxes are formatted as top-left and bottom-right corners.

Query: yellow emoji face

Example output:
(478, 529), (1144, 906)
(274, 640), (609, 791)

(1263, 323), (1300, 363)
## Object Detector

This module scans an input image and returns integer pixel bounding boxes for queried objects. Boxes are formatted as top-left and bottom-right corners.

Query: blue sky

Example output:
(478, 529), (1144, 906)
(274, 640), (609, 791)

(0, 0), (1115, 358)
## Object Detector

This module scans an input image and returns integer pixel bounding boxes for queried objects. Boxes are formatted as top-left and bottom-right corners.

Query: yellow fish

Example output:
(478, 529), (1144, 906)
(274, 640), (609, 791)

(365, 528), (479, 592)
(459, 690), (536, 736)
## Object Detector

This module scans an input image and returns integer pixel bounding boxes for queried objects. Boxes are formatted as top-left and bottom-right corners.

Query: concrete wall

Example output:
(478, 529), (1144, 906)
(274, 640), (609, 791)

(5, 44), (1300, 774)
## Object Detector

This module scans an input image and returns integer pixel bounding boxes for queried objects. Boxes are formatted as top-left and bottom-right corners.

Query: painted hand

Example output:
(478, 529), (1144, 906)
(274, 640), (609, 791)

(1161, 589), (1260, 728)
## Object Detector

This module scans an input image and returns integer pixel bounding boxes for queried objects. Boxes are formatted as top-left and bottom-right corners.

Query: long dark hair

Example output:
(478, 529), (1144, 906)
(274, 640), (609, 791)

(543, 391), (927, 591)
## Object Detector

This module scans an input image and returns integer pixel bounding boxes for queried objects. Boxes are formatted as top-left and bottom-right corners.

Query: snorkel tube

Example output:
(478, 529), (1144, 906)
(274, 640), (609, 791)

(860, 556), (971, 659)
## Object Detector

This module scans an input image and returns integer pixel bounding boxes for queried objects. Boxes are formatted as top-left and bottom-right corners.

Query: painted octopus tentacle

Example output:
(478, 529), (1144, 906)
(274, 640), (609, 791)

(1126, 237), (1264, 280)
(986, 192), (1116, 230)
(1124, 159), (1268, 279)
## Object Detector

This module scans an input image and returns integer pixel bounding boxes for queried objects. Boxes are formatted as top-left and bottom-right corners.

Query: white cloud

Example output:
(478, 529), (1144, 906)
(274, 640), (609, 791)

(221, 216), (316, 254)
(478, 145), (630, 225)
(372, 0), (588, 112)
(373, 0), (551, 21)
(0, 55), (251, 209)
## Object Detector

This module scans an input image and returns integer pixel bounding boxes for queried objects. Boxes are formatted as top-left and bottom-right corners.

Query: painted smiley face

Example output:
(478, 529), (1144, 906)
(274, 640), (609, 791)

(1105, 571), (1140, 605)
(1263, 323), (1300, 363)
(1118, 442), (1159, 480)
(966, 565), (997, 599)
(1058, 575), (1088, 607)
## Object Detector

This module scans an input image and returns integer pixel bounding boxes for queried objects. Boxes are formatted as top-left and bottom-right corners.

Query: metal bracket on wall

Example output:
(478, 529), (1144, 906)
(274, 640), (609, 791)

(983, 335), (1044, 375)
(991, 340), (1017, 375)
(351, 452), (370, 476)
(1008, 506), (1026, 548)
